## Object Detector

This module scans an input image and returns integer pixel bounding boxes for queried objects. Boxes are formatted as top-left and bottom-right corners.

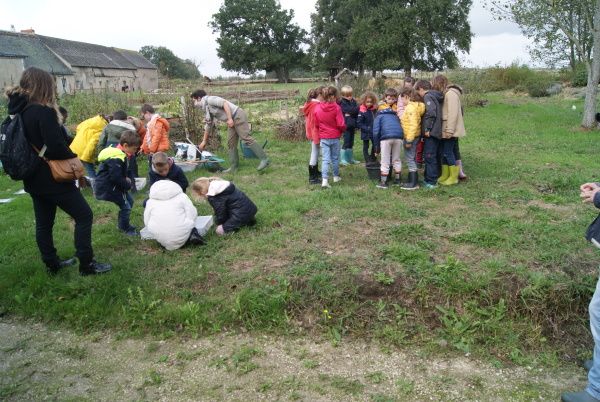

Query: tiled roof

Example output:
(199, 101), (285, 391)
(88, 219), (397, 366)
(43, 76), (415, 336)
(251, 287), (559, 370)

(0, 30), (73, 75)
(114, 48), (156, 69)
(38, 35), (137, 70)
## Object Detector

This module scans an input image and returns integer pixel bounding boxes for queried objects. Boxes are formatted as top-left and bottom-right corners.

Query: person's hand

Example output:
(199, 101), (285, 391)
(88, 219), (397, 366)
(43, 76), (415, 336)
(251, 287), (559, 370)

(227, 118), (235, 128)
(580, 182), (599, 192)
(199, 140), (207, 151)
(216, 225), (225, 236)
(424, 131), (430, 138)
(404, 142), (412, 149)
(126, 177), (132, 184)
(581, 188), (600, 203)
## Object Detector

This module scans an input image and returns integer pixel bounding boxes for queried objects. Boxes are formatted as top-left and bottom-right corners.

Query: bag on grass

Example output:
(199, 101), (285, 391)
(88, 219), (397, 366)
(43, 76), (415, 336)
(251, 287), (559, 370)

(0, 113), (41, 180)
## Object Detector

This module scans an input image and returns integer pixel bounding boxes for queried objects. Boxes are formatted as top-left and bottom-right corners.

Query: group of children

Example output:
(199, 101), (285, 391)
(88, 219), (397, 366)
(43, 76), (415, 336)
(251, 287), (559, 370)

(66, 103), (258, 250)
(302, 75), (467, 190)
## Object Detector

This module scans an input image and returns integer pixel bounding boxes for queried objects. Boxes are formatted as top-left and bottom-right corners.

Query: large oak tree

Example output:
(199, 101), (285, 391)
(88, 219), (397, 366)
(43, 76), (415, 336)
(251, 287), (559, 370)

(210, 0), (307, 83)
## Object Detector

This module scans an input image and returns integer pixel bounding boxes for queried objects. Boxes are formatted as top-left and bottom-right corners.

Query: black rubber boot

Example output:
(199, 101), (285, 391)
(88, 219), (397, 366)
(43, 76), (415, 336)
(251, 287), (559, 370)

(309, 165), (320, 185)
(401, 171), (420, 191)
(80, 260), (112, 276)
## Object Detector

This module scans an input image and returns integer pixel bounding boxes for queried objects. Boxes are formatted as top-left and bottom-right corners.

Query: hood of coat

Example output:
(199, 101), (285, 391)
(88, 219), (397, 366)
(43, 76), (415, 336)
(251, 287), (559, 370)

(149, 179), (183, 201)
(303, 100), (319, 115)
(359, 104), (376, 113)
(427, 90), (445, 103)
(318, 101), (339, 113)
(446, 85), (463, 95)
(377, 107), (397, 116)
(207, 180), (232, 196)
(7, 90), (29, 115)
(98, 146), (126, 163)
(108, 119), (136, 131)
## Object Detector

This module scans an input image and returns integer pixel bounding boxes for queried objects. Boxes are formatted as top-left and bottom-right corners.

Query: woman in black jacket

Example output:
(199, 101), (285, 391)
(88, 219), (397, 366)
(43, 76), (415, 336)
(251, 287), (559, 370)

(7, 67), (111, 275)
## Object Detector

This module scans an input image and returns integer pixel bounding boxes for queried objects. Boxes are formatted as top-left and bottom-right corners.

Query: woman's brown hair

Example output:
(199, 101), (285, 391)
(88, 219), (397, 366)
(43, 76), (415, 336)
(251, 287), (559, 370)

(19, 67), (57, 106)
(322, 86), (338, 101)
(432, 74), (449, 93)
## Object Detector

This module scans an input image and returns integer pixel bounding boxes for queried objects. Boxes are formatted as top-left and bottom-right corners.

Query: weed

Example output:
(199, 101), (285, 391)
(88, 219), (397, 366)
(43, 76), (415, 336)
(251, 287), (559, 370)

(231, 345), (261, 374)
(374, 272), (394, 285)
(144, 369), (162, 386)
(61, 346), (87, 360)
(395, 378), (415, 395)
(303, 359), (319, 369)
(366, 371), (386, 384)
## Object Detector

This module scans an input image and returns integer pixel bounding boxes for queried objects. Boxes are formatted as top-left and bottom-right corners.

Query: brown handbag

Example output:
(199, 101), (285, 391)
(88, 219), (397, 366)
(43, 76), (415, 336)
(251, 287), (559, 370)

(33, 145), (85, 182)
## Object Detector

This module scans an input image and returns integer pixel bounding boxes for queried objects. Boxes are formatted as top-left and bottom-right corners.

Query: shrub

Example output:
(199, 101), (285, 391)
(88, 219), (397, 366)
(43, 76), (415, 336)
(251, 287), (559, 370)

(525, 73), (555, 97)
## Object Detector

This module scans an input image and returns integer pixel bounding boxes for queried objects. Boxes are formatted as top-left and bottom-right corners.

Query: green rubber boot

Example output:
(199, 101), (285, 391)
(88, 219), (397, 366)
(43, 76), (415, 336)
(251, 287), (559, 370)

(340, 149), (350, 166)
(248, 142), (270, 171)
(222, 148), (239, 173)
(440, 165), (460, 186)
(437, 164), (450, 184)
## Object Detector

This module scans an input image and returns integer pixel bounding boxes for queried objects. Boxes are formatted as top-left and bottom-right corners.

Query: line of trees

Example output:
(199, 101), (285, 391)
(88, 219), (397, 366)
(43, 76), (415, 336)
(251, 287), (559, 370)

(139, 46), (201, 80)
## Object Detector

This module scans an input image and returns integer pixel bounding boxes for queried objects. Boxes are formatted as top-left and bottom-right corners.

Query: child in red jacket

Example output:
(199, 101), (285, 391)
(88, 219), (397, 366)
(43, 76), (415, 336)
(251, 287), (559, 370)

(314, 86), (346, 188)
(302, 86), (324, 185)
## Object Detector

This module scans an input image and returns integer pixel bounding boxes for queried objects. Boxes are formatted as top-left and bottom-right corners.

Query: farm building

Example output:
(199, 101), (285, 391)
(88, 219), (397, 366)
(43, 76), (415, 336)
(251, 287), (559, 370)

(0, 29), (157, 94)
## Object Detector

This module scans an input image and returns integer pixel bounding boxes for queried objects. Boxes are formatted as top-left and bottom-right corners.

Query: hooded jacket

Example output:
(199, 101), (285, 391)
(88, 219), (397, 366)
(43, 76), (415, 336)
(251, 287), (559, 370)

(141, 114), (170, 154)
(148, 158), (189, 192)
(207, 180), (257, 234)
(442, 85), (466, 139)
(422, 90), (445, 139)
(94, 147), (132, 204)
(7, 90), (77, 195)
(373, 107), (403, 149)
(401, 101), (426, 143)
(144, 180), (197, 251)
(70, 115), (108, 163)
(314, 101), (346, 140)
(97, 120), (136, 154)
(302, 99), (320, 144)
(357, 104), (377, 141)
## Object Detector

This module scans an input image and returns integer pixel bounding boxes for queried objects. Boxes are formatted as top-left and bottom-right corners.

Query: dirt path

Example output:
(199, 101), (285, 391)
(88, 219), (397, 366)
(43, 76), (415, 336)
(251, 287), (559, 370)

(0, 318), (587, 401)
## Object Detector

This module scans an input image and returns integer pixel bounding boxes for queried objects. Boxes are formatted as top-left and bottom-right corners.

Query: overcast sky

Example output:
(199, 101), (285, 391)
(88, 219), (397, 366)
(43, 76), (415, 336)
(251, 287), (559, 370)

(0, 0), (533, 77)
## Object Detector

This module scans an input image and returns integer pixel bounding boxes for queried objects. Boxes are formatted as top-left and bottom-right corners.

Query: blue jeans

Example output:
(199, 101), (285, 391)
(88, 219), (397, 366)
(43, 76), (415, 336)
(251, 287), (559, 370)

(403, 140), (418, 172)
(115, 192), (134, 231)
(320, 138), (340, 179)
(423, 136), (441, 185)
(442, 138), (458, 166)
(83, 162), (97, 179)
(587, 273), (600, 399)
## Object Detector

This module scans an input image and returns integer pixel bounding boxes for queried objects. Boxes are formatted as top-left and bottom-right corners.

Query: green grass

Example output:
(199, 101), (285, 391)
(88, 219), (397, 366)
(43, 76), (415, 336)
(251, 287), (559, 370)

(0, 91), (599, 365)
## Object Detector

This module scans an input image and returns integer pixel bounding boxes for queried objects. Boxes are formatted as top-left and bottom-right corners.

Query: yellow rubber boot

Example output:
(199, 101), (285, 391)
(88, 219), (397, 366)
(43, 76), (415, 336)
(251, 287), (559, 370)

(440, 165), (460, 185)
(437, 164), (450, 184)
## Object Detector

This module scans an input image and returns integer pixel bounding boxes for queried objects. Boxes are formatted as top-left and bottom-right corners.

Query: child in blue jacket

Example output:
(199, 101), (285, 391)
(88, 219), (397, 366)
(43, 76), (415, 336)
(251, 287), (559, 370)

(357, 91), (378, 164)
(373, 88), (403, 189)
(95, 131), (140, 236)
(339, 85), (360, 165)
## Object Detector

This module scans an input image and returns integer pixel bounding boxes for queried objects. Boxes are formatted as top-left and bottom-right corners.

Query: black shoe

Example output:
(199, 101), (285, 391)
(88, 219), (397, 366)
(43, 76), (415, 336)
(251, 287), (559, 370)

(79, 260), (112, 276)
(186, 227), (206, 246)
(46, 256), (77, 275)
(308, 165), (320, 185)
(376, 181), (388, 189)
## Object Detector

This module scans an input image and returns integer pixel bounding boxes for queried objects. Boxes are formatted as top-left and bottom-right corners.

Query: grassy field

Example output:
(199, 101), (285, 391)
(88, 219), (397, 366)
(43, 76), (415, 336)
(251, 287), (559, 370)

(0, 89), (599, 370)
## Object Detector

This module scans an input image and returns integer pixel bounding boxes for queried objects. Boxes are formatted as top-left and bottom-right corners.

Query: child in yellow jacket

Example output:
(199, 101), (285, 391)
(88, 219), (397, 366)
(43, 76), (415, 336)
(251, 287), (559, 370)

(70, 114), (109, 179)
(399, 87), (425, 190)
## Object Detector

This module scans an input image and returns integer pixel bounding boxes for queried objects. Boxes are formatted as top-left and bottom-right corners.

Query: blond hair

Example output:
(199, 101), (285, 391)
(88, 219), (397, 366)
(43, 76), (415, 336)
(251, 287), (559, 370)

(191, 176), (222, 201)
(340, 85), (353, 97)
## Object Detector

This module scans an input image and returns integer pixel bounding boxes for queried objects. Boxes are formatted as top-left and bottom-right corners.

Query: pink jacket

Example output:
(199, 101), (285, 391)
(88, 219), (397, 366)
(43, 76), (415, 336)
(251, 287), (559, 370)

(303, 100), (320, 144)
(314, 101), (346, 140)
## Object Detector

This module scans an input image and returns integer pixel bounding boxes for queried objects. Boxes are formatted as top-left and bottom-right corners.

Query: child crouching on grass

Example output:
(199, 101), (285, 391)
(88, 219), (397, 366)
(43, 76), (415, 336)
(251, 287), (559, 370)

(191, 177), (257, 236)
(314, 86), (346, 188)
(94, 130), (140, 236)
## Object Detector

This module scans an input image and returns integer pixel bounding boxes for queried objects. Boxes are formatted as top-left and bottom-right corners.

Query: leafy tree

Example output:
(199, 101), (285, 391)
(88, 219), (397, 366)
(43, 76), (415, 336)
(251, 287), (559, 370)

(210, 0), (307, 83)
(139, 46), (201, 80)
(487, 0), (600, 128)
(310, 0), (472, 77)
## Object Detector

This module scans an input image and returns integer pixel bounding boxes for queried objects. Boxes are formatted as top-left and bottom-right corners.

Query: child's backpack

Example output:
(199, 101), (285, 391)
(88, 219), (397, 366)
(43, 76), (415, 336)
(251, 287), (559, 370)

(0, 111), (40, 180)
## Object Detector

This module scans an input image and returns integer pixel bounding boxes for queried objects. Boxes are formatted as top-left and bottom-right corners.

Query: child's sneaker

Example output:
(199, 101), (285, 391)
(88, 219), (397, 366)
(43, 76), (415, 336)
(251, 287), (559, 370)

(423, 182), (437, 189)
(322, 178), (331, 188)
(121, 226), (138, 236)
(376, 180), (388, 189)
(333, 176), (341, 183)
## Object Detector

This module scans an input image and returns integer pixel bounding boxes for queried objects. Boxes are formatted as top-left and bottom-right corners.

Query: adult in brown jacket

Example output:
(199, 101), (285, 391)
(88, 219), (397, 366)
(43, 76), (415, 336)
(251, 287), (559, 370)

(434, 74), (466, 186)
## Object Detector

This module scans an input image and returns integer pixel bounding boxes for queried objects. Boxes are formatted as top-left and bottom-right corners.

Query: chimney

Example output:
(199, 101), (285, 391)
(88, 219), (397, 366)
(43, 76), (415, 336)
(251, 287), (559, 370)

(20, 28), (35, 35)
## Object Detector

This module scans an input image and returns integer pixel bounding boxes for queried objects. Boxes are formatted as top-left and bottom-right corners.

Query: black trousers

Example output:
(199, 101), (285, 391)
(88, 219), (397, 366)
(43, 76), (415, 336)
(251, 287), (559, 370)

(30, 190), (94, 267)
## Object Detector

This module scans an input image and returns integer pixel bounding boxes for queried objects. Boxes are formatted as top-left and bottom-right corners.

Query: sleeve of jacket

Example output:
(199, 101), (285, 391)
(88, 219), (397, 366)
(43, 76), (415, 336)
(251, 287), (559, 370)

(96, 127), (108, 155)
(594, 192), (600, 209)
(148, 170), (158, 188)
(444, 91), (460, 135)
(372, 115), (382, 148)
(335, 105), (347, 134)
(357, 112), (366, 131)
(108, 160), (131, 191)
(183, 196), (197, 223)
(208, 196), (228, 226)
(143, 200), (154, 227)
(174, 168), (189, 192)
(423, 96), (436, 132)
(38, 108), (77, 160)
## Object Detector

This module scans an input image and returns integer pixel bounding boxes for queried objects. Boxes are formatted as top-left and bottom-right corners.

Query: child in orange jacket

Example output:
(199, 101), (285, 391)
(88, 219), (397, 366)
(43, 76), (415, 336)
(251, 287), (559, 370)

(140, 103), (170, 157)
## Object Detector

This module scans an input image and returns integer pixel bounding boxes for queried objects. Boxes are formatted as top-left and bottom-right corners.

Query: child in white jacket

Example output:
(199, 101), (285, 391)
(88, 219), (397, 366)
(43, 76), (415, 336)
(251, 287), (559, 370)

(143, 180), (200, 250)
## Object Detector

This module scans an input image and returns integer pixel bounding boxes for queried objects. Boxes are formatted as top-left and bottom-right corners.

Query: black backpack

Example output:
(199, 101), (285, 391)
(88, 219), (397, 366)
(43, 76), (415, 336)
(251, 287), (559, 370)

(0, 111), (40, 180)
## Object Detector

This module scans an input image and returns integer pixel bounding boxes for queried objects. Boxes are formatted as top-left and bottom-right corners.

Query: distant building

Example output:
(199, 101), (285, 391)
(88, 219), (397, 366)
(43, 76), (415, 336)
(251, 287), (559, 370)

(0, 30), (157, 94)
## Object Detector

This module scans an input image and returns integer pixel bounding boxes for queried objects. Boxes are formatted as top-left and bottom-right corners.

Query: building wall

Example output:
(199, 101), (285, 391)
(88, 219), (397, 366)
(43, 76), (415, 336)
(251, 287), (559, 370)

(55, 75), (75, 95)
(71, 67), (158, 92)
(0, 57), (24, 90)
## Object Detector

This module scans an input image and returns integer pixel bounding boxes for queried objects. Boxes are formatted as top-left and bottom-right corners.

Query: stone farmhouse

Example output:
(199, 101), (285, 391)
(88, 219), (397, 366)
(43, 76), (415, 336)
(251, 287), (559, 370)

(0, 29), (158, 94)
